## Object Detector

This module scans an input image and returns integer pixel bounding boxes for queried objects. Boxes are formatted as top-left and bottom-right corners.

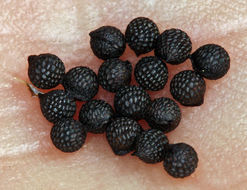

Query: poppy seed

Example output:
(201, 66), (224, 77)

(39, 90), (76, 123)
(191, 44), (230, 80)
(134, 56), (168, 91)
(170, 70), (206, 106)
(125, 17), (160, 56)
(62, 66), (99, 101)
(28, 53), (65, 89)
(106, 117), (142, 155)
(98, 58), (132, 93)
(163, 143), (198, 178)
(145, 97), (181, 133)
(155, 28), (192, 64)
(79, 99), (114, 134)
(133, 129), (169, 164)
(114, 86), (151, 120)
(89, 26), (126, 60)
(50, 118), (87, 153)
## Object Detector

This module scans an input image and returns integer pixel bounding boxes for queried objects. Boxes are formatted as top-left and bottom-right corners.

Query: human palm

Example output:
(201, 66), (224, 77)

(0, 1), (246, 189)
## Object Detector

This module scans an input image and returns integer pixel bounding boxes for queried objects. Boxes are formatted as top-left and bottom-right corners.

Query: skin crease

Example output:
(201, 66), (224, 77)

(0, 0), (246, 189)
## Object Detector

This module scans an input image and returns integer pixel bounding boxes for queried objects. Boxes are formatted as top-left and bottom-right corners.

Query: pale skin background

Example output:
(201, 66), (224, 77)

(0, 0), (246, 189)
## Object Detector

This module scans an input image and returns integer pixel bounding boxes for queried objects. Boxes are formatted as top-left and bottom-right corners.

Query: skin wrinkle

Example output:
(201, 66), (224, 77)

(0, 0), (246, 190)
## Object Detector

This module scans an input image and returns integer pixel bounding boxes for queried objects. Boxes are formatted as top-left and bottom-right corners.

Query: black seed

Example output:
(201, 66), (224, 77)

(155, 28), (192, 64)
(28, 53), (65, 89)
(125, 17), (160, 56)
(191, 44), (230, 80)
(79, 99), (114, 134)
(170, 70), (206, 106)
(106, 117), (142, 155)
(98, 58), (132, 93)
(62, 66), (99, 101)
(133, 129), (169, 164)
(39, 90), (76, 123)
(134, 56), (168, 91)
(89, 26), (126, 60)
(50, 118), (87, 153)
(114, 86), (151, 120)
(163, 143), (198, 178)
(145, 97), (181, 133)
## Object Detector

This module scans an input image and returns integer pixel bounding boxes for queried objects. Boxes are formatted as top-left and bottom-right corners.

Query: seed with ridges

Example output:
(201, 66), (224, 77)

(62, 66), (99, 101)
(106, 117), (142, 155)
(125, 17), (160, 56)
(39, 90), (76, 123)
(191, 44), (230, 80)
(145, 97), (181, 133)
(50, 118), (87, 153)
(155, 28), (192, 64)
(170, 70), (206, 106)
(28, 53), (65, 89)
(133, 129), (169, 164)
(89, 26), (126, 60)
(163, 143), (198, 178)
(79, 99), (114, 134)
(114, 86), (151, 120)
(134, 56), (168, 91)
(98, 58), (132, 93)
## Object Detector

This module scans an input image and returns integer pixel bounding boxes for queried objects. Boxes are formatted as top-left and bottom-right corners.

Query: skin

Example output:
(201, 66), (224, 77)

(0, 0), (246, 189)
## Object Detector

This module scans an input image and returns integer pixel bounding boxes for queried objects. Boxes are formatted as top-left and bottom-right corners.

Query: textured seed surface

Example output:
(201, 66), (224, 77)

(89, 26), (126, 60)
(28, 53), (65, 89)
(79, 99), (114, 134)
(98, 58), (132, 93)
(133, 129), (169, 164)
(155, 28), (192, 64)
(125, 17), (160, 56)
(50, 118), (87, 153)
(191, 44), (230, 80)
(170, 70), (206, 106)
(163, 143), (198, 178)
(62, 66), (99, 101)
(39, 90), (76, 123)
(145, 97), (181, 133)
(106, 117), (142, 155)
(114, 86), (151, 120)
(134, 56), (168, 91)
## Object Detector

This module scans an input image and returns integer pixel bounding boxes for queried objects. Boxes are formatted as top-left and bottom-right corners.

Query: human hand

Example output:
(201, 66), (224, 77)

(0, 1), (246, 189)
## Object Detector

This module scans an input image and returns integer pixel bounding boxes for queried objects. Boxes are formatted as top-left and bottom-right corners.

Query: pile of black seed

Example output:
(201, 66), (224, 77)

(27, 17), (230, 178)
